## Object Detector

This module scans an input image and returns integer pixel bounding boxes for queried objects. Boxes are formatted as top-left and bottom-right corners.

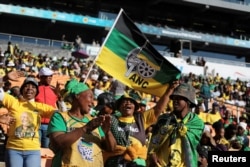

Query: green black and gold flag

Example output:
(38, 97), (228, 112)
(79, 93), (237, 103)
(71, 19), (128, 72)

(96, 9), (181, 97)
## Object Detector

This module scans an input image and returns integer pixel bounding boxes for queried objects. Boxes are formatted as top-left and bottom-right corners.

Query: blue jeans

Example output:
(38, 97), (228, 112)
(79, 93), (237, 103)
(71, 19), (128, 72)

(39, 124), (50, 148)
(5, 149), (41, 167)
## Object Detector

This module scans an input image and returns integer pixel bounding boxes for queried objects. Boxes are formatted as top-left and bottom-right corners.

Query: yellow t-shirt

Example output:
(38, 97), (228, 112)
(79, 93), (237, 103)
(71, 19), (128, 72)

(197, 112), (207, 123)
(2, 93), (55, 150)
(206, 112), (221, 125)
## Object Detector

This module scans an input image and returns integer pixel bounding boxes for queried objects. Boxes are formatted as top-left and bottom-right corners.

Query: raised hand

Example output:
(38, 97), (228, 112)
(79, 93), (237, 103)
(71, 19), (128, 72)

(0, 114), (16, 125)
(7, 71), (25, 81)
(55, 81), (63, 100)
(166, 80), (180, 95)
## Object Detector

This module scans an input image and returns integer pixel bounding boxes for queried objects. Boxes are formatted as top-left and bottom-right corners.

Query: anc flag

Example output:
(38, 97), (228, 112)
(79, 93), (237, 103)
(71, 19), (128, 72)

(96, 9), (181, 97)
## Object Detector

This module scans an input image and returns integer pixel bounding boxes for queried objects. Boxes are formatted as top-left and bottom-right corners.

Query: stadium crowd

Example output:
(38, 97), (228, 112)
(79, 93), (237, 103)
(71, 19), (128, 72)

(0, 41), (249, 167)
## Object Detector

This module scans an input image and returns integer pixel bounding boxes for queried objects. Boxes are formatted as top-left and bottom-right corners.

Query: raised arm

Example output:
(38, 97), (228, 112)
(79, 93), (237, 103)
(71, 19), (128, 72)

(153, 81), (180, 119)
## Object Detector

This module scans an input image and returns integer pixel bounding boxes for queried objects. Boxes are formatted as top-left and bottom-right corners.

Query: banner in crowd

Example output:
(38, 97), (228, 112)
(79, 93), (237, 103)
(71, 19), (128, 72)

(96, 9), (181, 97)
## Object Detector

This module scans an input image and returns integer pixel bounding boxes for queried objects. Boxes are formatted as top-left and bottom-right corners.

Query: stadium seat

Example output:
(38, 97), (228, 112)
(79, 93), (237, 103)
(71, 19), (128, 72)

(41, 148), (54, 167)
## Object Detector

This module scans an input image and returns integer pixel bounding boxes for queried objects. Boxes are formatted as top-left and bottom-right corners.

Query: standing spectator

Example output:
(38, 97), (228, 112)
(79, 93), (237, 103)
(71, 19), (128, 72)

(47, 79), (116, 167)
(200, 81), (211, 112)
(6, 61), (16, 72)
(1, 71), (56, 167)
(75, 35), (82, 50)
(104, 81), (179, 167)
(61, 34), (69, 49)
(148, 83), (204, 167)
(5, 41), (14, 56)
(35, 67), (63, 148)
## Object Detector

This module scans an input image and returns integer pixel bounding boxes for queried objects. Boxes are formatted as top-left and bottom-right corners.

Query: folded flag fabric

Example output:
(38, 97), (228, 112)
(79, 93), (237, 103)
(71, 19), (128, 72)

(96, 9), (181, 97)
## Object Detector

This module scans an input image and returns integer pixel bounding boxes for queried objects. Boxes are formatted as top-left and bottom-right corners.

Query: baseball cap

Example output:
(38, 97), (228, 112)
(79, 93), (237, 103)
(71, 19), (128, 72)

(20, 77), (39, 96)
(39, 67), (54, 76)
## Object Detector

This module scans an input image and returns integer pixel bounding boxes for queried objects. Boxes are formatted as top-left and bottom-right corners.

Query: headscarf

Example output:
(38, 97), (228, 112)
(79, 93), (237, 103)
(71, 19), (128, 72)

(63, 79), (90, 100)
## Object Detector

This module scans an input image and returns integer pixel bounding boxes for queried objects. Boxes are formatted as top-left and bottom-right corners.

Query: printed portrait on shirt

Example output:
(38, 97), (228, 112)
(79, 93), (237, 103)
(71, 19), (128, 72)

(15, 111), (35, 138)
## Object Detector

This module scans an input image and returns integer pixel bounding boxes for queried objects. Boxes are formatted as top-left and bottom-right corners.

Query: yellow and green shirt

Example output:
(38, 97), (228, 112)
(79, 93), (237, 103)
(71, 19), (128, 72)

(47, 112), (105, 167)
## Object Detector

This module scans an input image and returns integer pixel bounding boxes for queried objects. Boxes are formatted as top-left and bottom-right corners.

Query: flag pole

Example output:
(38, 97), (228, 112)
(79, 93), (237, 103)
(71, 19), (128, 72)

(83, 8), (124, 83)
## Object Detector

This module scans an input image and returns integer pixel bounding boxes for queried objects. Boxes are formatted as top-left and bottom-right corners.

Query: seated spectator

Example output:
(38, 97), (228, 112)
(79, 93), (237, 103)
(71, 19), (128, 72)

(195, 104), (207, 123)
(211, 86), (221, 99)
(236, 122), (250, 151)
(218, 100), (227, 118)
(212, 120), (229, 150)
(225, 124), (237, 143)
(197, 144), (208, 167)
(199, 131), (216, 152)
(206, 102), (222, 125)
(239, 114), (250, 135)
(221, 110), (236, 128)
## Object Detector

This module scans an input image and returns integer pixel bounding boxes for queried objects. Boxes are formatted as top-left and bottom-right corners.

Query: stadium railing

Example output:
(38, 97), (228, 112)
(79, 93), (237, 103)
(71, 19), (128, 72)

(0, 32), (249, 68)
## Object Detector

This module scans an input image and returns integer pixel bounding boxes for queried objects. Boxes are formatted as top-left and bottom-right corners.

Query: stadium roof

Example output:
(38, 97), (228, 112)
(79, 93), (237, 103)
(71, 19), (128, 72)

(3, 0), (250, 57)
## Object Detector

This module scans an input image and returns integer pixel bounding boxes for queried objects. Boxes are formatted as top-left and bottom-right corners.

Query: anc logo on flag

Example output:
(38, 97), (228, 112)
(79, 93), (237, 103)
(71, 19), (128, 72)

(125, 47), (160, 78)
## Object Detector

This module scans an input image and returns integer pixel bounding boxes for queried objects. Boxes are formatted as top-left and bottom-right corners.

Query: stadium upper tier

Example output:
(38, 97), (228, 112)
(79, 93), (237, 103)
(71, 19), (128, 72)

(0, 0), (249, 57)
(1, 31), (250, 81)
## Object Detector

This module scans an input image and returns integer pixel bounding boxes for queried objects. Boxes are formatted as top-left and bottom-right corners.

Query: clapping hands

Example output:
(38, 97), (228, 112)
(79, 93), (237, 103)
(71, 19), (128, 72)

(85, 115), (111, 133)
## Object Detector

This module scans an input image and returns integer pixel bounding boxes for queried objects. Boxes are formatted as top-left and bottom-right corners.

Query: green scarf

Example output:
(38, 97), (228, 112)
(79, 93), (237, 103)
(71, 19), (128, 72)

(65, 79), (89, 95)
(149, 112), (204, 167)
